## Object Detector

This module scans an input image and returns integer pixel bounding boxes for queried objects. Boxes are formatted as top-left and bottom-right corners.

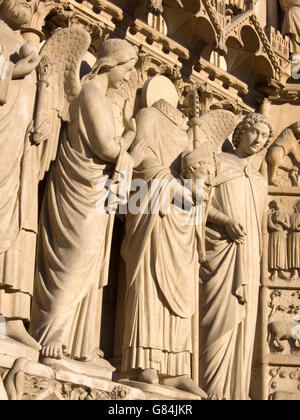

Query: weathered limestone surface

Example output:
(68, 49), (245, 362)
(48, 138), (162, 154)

(0, 0), (300, 401)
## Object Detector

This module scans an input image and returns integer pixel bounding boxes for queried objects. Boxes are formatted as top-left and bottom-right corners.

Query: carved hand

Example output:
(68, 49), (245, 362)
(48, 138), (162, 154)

(13, 52), (40, 79)
(130, 139), (148, 168)
(225, 219), (247, 244)
(124, 100), (137, 132)
(122, 100), (137, 151)
(272, 227), (280, 232)
(33, 120), (51, 145)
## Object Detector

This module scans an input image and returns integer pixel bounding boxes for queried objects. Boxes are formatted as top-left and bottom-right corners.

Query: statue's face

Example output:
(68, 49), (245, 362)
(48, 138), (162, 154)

(1, 0), (38, 27)
(107, 58), (136, 89)
(191, 161), (215, 185)
(238, 122), (270, 156)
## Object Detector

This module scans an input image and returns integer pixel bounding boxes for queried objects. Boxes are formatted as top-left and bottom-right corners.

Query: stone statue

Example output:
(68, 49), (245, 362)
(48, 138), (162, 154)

(280, 0), (300, 56)
(199, 113), (273, 400)
(288, 200), (300, 280)
(267, 121), (300, 187)
(0, 0), (41, 352)
(30, 38), (145, 370)
(268, 199), (290, 281)
(121, 78), (206, 398)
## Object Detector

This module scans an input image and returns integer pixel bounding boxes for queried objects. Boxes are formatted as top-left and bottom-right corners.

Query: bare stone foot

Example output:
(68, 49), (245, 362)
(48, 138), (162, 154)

(271, 271), (279, 282)
(41, 341), (64, 359)
(160, 375), (207, 399)
(136, 369), (159, 385)
(5, 320), (41, 351)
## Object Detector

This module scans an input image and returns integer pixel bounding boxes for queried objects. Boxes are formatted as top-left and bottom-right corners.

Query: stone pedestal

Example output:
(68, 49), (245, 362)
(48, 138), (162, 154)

(40, 357), (115, 382)
(0, 355), (145, 400)
(119, 380), (203, 401)
(0, 338), (39, 363)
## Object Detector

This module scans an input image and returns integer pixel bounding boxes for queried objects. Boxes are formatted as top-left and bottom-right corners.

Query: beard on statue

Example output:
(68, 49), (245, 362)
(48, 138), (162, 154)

(0, 0), (38, 27)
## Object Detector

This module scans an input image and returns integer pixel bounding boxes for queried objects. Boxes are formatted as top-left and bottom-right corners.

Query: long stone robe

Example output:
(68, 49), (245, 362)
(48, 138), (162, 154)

(122, 104), (201, 378)
(288, 212), (300, 269)
(30, 81), (132, 360)
(281, 0), (300, 53)
(0, 20), (38, 321)
(199, 153), (267, 400)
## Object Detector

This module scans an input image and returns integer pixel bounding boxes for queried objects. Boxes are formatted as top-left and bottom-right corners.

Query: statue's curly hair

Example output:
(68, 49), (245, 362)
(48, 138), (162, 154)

(232, 113), (274, 149)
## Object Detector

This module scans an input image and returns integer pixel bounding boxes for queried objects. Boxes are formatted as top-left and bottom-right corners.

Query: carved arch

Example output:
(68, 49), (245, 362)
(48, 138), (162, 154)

(221, 11), (281, 88)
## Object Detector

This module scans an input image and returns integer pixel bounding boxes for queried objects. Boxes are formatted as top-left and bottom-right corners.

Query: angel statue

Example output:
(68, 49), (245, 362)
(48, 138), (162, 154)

(199, 113), (273, 400)
(30, 34), (146, 372)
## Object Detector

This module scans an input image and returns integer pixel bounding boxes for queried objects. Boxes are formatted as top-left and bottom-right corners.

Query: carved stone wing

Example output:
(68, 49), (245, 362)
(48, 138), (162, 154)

(194, 109), (237, 153)
(34, 26), (91, 180)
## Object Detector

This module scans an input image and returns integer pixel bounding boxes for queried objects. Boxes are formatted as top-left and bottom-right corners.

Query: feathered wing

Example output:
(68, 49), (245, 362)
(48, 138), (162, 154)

(34, 26), (91, 180)
(194, 109), (237, 154)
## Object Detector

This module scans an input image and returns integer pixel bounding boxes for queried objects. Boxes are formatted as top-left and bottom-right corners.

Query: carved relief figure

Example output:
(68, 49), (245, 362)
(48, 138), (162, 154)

(30, 39), (144, 368)
(268, 199), (290, 281)
(268, 320), (300, 351)
(267, 122), (300, 187)
(280, 0), (300, 56)
(0, 0), (41, 351)
(288, 200), (300, 280)
(121, 82), (206, 397)
(199, 113), (273, 400)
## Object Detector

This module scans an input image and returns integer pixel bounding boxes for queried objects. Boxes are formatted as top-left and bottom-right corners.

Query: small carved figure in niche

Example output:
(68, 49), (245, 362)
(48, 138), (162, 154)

(268, 199), (290, 281)
(267, 121), (300, 186)
(200, 113), (273, 400)
(30, 38), (145, 369)
(280, 0), (300, 57)
(0, 0), (41, 352)
(288, 200), (300, 280)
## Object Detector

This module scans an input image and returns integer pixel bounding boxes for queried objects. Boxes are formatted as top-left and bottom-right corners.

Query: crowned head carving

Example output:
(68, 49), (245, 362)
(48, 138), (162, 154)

(0, 0), (39, 28)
